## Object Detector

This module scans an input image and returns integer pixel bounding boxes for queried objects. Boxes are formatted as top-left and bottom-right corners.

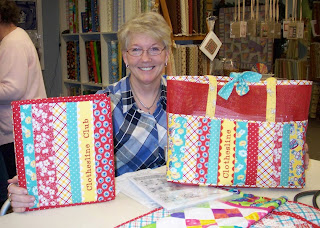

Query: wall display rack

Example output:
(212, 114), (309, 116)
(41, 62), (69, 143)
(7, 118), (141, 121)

(59, 0), (211, 96)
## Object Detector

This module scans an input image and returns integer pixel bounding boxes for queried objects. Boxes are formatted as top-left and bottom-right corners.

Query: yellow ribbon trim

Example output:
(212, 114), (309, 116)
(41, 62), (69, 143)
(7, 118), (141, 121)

(218, 120), (236, 185)
(206, 76), (218, 118)
(266, 77), (277, 122)
(78, 101), (97, 202)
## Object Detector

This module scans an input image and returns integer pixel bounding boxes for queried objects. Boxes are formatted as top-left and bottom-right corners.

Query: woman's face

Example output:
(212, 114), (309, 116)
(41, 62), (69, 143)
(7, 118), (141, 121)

(122, 33), (169, 86)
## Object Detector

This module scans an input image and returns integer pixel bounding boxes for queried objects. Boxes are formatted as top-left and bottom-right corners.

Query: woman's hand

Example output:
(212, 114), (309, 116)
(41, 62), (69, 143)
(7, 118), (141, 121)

(7, 176), (35, 213)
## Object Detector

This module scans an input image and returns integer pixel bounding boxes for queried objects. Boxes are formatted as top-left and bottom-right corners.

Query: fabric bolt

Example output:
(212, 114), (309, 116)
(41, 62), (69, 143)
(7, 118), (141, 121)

(185, 46), (190, 75)
(188, 0), (193, 34)
(147, 0), (154, 12)
(192, 0), (199, 33)
(176, 0), (182, 34)
(173, 44), (203, 76)
(190, 45), (199, 76)
(202, 0), (208, 34)
(199, 0), (205, 34)
(178, 46), (182, 75)
(180, 0), (187, 35)
(117, 0), (124, 30)
(109, 40), (119, 84)
(105, 0), (113, 32)
(52, 102), (72, 205)
(180, 46), (187, 76)
(85, 41), (94, 83)
(124, 0), (135, 23)
(203, 53), (208, 75)
(173, 45), (181, 76)
(165, 0), (179, 35)
(96, 75), (167, 177)
(184, 0), (189, 35)
(66, 40), (79, 81)
(68, 0), (75, 33)
(66, 41), (76, 80)
(198, 48), (204, 76)
(112, 0), (118, 31)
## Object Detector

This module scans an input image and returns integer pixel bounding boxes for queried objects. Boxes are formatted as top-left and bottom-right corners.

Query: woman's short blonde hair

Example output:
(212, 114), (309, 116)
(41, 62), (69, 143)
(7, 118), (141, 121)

(117, 12), (172, 51)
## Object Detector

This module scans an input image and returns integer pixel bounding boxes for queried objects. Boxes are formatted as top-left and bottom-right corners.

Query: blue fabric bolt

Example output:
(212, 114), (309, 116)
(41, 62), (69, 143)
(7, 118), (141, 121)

(218, 71), (262, 100)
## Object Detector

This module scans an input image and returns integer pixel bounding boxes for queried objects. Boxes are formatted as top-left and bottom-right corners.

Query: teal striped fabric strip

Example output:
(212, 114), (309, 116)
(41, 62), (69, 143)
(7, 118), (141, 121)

(172, 116), (187, 181)
(66, 102), (82, 203)
(20, 104), (39, 208)
(206, 119), (221, 185)
(234, 121), (248, 186)
(280, 123), (290, 187)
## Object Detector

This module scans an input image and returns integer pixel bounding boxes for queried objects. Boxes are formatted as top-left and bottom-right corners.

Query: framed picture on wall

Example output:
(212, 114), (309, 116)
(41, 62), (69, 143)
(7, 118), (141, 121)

(14, 0), (44, 70)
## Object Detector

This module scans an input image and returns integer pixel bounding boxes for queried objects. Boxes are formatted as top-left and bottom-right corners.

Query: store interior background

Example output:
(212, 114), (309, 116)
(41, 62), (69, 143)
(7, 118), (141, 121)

(39, 0), (319, 161)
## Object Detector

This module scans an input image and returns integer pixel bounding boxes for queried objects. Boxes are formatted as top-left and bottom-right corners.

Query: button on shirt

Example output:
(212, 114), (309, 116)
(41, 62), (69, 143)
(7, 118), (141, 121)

(96, 75), (167, 176)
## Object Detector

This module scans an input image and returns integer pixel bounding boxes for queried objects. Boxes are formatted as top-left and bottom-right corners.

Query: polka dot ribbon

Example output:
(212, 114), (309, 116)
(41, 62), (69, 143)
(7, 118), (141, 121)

(218, 71), (262, 100)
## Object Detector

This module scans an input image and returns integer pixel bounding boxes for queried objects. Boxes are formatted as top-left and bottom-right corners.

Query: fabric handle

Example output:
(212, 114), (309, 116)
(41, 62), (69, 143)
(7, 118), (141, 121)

(206, 76), (218, 118)
(206, 76), (277, 122)
(266, 77), (277, 122)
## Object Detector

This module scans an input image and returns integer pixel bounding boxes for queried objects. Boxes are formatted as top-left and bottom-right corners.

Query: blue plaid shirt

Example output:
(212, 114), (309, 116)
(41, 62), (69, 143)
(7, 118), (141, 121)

(96, 75), (167, 176)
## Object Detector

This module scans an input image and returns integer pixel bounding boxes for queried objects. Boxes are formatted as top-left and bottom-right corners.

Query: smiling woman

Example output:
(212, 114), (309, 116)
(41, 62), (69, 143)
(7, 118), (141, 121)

(99, 12), (172, 177)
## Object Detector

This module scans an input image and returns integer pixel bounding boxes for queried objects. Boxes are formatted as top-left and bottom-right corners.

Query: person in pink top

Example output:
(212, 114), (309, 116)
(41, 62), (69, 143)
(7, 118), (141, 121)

(0, 0), (46, 208)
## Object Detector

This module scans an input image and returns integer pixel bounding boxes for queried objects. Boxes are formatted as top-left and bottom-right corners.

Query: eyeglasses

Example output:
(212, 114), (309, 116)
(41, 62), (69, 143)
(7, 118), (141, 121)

(126, 47), (166, 57)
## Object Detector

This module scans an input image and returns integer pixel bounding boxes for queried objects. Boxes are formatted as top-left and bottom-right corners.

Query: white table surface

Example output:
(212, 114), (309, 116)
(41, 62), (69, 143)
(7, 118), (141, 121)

(1, 159), (319, 228)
